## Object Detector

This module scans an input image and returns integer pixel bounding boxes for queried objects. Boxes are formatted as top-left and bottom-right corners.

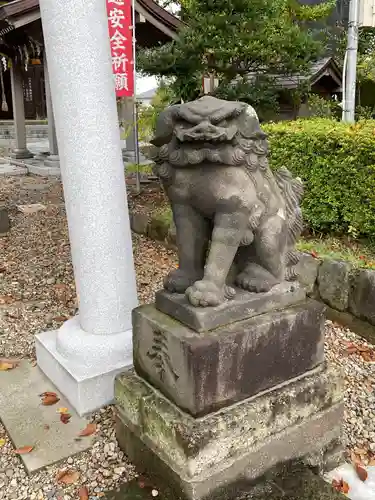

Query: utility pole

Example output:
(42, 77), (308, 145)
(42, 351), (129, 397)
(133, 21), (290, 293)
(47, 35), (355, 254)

(342, 0), (360, 123)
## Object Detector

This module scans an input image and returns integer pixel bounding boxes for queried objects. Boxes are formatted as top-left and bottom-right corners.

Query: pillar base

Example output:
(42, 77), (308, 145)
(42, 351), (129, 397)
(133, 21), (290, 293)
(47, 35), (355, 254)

(35, 316), (133, 416)
(44, 154), (60, 169)
(10, 148), (34, 159)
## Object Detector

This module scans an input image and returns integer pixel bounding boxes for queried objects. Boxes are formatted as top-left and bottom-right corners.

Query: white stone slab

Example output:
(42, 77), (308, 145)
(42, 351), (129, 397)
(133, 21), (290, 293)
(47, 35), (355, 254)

(325, 463), (375, 499)
(0, 361), (94, 474)
(27, 162), (61, 177)
(0, 163), (27, 176)
(36, 323), (133, 417)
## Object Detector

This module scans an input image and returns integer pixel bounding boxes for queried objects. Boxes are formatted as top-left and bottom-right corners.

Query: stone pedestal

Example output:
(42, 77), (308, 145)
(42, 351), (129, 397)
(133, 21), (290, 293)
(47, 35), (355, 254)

(116, 285), (344, 499)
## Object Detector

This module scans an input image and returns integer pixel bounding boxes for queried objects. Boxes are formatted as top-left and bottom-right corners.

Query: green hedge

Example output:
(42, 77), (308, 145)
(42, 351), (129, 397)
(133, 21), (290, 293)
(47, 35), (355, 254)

(264, 119), (375, 238)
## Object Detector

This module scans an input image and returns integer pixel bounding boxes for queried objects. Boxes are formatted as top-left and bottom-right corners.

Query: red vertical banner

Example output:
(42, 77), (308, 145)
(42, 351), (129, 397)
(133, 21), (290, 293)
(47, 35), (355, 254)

(106, 0), (135, 97)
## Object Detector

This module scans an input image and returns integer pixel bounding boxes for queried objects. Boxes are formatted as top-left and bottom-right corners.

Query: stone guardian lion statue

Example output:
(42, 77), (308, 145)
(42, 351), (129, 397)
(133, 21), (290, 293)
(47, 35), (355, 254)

(148, 96), (303, 307)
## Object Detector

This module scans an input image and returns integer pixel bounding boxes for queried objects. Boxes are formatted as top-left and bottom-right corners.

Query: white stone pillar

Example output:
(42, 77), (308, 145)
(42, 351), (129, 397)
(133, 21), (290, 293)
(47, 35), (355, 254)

(44, 57), (60, 173)
(36, 0), (138, 416)
(10, 62), (33, 159)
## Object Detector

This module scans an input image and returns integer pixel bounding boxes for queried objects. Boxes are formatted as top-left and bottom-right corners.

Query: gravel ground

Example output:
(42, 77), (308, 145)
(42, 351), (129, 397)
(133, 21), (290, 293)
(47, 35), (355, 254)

(0, 176), (375, 498)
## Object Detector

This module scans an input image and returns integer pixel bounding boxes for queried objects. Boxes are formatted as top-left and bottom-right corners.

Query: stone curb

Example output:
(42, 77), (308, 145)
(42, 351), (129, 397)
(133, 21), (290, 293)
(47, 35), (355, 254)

(129, 210), (176, 248)
(297, 252), (375, 344)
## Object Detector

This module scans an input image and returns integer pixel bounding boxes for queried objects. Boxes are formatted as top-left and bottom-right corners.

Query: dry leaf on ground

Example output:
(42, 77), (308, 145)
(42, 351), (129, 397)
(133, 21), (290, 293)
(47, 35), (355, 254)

(0, 358), (19, 371)
(0, 361), (16, 371)
(332, 478), (350, 494)
(56, 469), (80, 485)
(0, 438), (5, 447)
(57, 407), (69, 414)
(78, 486), (89, 500)
(41, 393), (60, 406)
(14, 445), (33, 455)
(78, 422), (96, 437)
(0, 295), (15, 304)
(355, 464), (368, 482)
(60, 413), (71, 424)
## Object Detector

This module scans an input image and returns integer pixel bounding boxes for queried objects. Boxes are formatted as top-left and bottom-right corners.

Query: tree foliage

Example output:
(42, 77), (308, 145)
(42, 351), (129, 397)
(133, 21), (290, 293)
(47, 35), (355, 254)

(138, 0), (335, 111)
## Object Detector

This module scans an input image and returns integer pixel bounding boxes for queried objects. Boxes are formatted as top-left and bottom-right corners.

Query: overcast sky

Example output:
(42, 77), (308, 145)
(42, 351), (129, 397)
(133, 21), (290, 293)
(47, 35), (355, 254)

(136, 74), (158, 94)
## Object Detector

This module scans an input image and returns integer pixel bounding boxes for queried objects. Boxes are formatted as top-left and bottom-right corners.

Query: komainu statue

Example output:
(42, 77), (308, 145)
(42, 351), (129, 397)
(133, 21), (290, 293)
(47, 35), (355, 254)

(149, 96), (303, 307)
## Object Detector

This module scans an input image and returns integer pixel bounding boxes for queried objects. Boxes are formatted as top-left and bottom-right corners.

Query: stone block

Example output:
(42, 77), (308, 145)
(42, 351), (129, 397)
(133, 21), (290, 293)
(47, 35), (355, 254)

(115, 366), (344, 500)
(133, 299), (325, 416)
(130, 212), (149, 235)
(0, 208), (10, 235)
(318, 260), (352, 311)
(349, 269), (375, 326)
(155, 281), (305, 333)
(296, 252), (321, 294)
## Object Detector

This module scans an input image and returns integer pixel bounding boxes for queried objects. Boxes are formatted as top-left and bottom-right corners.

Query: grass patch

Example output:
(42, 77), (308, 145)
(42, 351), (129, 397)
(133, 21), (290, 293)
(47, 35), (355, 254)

(297, 236), (375, 269)
(125, 162), (154, 175)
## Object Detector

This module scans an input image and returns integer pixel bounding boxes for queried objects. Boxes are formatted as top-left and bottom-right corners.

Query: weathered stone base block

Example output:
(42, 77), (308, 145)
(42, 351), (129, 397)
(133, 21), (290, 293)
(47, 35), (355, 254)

(133, 299), (325, 416)
(115, 365), (344, 500)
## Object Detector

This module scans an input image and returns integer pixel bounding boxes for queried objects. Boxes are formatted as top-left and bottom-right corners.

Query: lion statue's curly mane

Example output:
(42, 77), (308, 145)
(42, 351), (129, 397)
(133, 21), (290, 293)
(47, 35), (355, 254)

(147, 96), (303, 307)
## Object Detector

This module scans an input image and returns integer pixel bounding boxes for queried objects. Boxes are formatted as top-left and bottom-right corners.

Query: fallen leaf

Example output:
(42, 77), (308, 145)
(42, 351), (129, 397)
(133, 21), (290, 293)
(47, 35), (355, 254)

(30, 360), (37, 367)
(57, 407), (69, 414)
(14, 445), (33, 454)
(355, 464), (368, 482)
(0, 438), (5, 447)
(78, 423), (96, 437)
(0, 358), (19, 371)
(60, 413), (71, 424)
(78, 486), (89, 500)
(368, 459), (375, 466)
(361, 352), (373, 362)
(44, 424), (50, 431)
(40, 391), (58, 398)
(341, 481), (350, 494)
(310, 250), (318, 258)
(0, 295), (15, 304)
(56, 469), (80, 485)
(332, 478), (350, 494)
(41, 394), (60, 406)
(0, 361), (15, 371)
(357, 345), (371, 352)
(52, 315), (68, 322)
(346, 343), (358, 354)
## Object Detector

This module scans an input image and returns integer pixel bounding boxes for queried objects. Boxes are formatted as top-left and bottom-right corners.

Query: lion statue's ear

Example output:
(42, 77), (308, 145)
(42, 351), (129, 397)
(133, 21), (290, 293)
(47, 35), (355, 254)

(150, 104), (180, 147)
(236, 104), (267, 140)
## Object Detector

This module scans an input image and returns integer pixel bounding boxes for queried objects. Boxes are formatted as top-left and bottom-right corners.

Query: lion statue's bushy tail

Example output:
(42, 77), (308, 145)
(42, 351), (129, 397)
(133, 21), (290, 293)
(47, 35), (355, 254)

(274, 167), (304, 281)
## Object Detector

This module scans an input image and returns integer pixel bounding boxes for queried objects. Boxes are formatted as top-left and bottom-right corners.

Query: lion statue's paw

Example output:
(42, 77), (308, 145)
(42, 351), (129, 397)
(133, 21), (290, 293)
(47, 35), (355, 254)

(185, 280), (226, 307)
(235, 263), (279, 293)
(164, 268), (202, 294)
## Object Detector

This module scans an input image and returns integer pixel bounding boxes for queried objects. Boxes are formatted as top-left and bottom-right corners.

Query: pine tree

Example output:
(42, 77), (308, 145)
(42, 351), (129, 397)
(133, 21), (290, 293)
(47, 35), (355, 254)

(138, 0), (335, 112)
